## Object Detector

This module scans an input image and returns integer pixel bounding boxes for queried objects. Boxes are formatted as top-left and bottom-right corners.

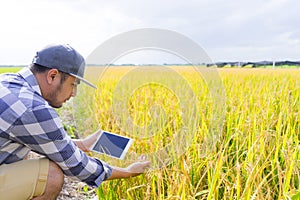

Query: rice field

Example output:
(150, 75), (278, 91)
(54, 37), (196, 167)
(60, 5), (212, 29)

(72, 66), (300, 200)
(1, 66), (300, 199)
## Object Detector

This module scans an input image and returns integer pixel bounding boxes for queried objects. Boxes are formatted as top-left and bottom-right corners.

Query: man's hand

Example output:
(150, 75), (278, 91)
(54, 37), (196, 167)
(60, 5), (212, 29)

(107, 156), (151, 180)
(125, 155), (151, 176)
(73, 130), (102, 152)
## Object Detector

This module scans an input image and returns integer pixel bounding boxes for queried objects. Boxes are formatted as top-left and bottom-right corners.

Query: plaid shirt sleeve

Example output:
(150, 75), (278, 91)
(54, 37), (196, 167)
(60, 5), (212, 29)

(9, 102), (112, 187)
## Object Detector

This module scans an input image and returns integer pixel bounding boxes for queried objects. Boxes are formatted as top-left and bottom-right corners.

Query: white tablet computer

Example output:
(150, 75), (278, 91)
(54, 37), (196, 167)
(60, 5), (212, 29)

(90, 131), (133, 160)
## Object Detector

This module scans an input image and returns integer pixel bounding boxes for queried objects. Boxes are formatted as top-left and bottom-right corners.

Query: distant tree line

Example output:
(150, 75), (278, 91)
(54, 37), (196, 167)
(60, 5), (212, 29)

(209, 61), (300, 68)
(2, 61), (296, 68)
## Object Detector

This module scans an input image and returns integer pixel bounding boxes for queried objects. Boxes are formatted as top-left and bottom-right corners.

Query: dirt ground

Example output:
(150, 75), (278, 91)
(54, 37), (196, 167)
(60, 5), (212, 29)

(57, 176), (98, 200)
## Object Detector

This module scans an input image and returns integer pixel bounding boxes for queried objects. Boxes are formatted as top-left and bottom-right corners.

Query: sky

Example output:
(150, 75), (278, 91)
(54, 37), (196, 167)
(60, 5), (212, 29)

(0, 0), (299, 65)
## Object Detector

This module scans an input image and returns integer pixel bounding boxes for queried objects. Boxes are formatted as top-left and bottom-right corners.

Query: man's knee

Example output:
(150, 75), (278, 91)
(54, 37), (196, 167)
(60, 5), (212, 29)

(47, 161), (64, 191)
(49, 161), (64, 186)
(35, 161), (64, 199)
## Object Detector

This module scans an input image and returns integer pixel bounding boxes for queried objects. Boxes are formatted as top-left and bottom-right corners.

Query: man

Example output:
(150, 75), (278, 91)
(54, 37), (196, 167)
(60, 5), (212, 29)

(0, 44), (150, 200)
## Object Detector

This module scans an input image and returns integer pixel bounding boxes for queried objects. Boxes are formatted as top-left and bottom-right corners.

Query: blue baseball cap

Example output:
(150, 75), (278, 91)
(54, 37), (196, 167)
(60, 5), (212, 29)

(32, 44), (96, 88)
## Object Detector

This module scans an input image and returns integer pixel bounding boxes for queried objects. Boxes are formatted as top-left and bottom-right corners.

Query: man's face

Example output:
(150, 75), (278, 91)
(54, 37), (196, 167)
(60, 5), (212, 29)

(47, 74), (78, 108)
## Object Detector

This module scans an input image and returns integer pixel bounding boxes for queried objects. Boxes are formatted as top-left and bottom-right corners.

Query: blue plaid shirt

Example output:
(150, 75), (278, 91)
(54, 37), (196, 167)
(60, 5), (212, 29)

(0, 67), (112, 187)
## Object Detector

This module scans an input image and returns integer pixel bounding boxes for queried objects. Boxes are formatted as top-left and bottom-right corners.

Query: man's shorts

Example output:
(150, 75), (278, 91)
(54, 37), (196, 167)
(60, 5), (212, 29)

(0, 158), (49, 200)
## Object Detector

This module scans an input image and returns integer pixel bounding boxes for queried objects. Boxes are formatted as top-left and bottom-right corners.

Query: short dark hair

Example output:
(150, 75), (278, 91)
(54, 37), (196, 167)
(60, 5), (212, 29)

(30, 63), (70, 83)
(29, 63), (48, 73)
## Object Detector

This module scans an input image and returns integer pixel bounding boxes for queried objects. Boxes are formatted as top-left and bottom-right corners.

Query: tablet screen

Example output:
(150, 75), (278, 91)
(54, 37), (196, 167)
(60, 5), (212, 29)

(91, 131), (132, 159)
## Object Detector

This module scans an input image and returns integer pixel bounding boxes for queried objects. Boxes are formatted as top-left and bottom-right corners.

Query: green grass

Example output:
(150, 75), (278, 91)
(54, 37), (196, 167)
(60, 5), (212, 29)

(0, 67), (22, 74)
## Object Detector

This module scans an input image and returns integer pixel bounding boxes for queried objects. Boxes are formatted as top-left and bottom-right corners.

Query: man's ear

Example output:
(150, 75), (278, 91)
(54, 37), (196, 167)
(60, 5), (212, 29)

(46, 69), (59, 84)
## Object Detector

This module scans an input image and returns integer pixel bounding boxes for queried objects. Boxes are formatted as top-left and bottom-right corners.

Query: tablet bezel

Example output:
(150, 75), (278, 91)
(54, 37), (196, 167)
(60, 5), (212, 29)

(89, 130), (133, 160)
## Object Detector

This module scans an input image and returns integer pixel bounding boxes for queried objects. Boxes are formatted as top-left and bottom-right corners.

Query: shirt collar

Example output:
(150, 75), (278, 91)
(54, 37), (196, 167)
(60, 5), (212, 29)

(18, 67), (42, 96)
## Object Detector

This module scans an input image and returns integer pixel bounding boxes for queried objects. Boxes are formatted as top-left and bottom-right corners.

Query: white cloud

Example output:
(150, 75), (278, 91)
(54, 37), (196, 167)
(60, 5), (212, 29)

(0, 0), (299, 64)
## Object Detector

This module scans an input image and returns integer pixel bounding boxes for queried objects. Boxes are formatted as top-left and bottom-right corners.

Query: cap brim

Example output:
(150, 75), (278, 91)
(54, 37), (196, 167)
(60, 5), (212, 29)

(70, 73), (97, 89)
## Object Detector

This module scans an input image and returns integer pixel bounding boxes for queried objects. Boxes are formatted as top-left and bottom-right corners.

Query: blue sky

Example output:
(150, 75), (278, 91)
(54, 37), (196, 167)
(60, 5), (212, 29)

(0, 0), (299, 65)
